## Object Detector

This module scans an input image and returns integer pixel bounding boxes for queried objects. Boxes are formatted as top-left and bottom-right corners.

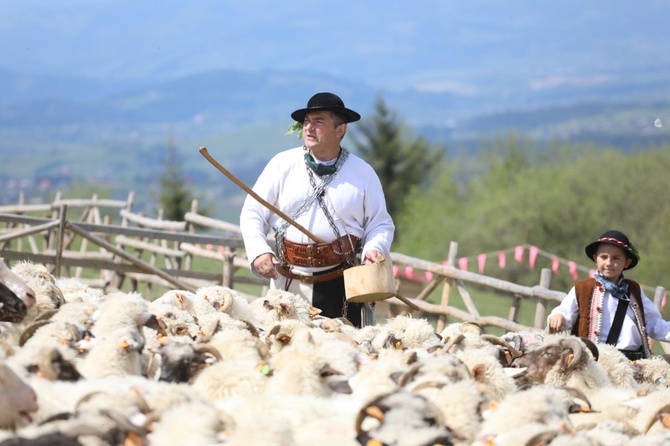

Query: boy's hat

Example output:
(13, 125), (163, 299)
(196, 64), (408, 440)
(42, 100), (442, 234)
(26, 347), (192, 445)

(585, 230), (639, 270)
(291, 92), (361, 124)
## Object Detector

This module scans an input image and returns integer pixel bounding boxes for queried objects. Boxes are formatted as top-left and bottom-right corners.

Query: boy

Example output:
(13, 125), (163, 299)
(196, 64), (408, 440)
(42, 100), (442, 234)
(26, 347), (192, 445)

(547, 230), (670, 360)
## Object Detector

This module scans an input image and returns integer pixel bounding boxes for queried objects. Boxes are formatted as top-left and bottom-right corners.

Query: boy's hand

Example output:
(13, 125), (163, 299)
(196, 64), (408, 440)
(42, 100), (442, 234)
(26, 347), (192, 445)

(547, 314), (567, 334)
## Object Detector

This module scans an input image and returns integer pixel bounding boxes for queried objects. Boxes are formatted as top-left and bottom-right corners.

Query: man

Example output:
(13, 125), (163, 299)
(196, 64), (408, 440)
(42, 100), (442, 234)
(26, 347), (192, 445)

(547, 230), (670, 360)
(240, 92), (395, 327)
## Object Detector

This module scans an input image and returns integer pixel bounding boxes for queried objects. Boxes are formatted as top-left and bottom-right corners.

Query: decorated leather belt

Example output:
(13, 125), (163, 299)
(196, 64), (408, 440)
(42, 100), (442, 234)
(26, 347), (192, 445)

(280, 235), (361, 268)
(279, 264), (346, 284)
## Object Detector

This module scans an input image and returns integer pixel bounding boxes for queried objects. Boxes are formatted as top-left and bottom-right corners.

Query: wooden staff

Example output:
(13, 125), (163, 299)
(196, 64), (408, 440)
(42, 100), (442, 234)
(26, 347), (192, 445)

(198, 146), (325, 244)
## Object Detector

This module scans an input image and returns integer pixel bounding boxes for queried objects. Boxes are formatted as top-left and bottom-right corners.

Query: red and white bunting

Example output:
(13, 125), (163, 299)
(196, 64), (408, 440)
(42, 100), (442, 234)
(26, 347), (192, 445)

(498, 251), (506, 269)
(514, 245), (524, 263)
(478, 253), (487, 274)
(529, 245), (539, 270)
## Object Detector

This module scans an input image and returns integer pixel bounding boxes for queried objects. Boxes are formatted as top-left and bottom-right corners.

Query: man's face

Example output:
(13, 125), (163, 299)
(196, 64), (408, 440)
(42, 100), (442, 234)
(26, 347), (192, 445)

(594, 243), (632, 281)
(302, 110), (345, 154)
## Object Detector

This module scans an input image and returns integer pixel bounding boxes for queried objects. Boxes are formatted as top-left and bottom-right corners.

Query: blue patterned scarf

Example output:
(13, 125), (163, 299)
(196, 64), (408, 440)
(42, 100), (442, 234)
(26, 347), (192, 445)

(594, 271), (630, 302)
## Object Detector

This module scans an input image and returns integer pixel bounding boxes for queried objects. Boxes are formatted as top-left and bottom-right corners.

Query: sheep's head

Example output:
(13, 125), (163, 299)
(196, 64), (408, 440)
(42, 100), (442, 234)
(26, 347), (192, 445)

(512, 337), (586, 386)
(151, 340), (221, 383)
(0, 281), (27, 322)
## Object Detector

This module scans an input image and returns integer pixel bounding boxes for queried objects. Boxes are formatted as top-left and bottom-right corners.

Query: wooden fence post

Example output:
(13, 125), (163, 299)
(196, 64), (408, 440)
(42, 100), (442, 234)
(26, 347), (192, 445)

(55, 204), (67, 278)
(436, 241), (458, 333)
(533, 268), (552, 329)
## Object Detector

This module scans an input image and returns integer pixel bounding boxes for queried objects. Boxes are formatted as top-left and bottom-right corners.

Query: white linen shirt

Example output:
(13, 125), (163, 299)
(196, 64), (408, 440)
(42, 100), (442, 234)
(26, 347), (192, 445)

(549, 284), (670, 350)
(240, 146), (395, 278)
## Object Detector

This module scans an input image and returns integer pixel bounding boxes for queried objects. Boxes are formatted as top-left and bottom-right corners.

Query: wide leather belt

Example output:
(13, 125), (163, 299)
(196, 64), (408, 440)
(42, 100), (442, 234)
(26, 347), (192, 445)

(279, 264), (346, 284)
(280, 235), (361, 268)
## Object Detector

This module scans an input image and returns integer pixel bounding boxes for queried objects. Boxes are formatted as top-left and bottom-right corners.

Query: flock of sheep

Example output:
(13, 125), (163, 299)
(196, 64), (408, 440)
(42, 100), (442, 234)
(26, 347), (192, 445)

(2, 258), (670, 445)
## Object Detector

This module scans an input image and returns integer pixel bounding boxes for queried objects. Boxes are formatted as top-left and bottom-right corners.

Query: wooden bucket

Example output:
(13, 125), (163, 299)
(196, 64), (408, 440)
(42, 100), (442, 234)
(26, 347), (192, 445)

(344, 256), (396, 303)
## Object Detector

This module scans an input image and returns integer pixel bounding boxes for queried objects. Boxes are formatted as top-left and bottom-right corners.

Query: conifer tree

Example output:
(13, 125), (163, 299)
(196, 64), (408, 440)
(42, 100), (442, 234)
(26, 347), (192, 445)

(349, 96), (444, 220)
(158, 138), (193, 221)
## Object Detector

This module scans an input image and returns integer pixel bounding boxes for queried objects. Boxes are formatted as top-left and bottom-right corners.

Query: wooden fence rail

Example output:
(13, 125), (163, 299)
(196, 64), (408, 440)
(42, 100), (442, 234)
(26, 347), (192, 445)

(0, 193), (668, 353)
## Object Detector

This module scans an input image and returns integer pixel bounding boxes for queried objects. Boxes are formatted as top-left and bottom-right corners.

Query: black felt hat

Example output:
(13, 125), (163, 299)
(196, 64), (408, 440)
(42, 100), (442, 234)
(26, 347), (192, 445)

(585, 230), (639, 270)
(291, 92), (361, 123)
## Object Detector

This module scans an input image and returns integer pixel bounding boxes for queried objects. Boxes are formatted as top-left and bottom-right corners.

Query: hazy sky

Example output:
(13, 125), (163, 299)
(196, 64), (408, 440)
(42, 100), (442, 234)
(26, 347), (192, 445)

(2, 1), (667, 92)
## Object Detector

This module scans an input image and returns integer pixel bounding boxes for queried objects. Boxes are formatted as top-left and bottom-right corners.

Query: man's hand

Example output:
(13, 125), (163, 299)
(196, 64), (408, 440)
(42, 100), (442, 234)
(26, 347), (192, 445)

(253, 253), (280, 279)
(363, 249), (383, 265)
(547, 313), (567, 334)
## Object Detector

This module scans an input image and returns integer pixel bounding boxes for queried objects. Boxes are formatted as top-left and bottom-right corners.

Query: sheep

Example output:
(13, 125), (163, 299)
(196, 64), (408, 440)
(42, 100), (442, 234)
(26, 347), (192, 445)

(9, 260), (63, 314)
(266, 342), (353, 397)
(75, 326), (145, 379)
(512, 335), (613, 395)
(448, 349), (517, 401)
(348, 348), (417, 405)
(247, 289), (312, 331)
(147, 400), (233, 446)
(595, 342), (639, 390)
(475, 385), (587, 444)
(0, 258), (36, 311)
(633, 355), (670, 386)
(368, 315), (441, 353)
(192, 358), (270, 402)
(194, 285), (258, 323)
(54, 276), (105, 304)
(5, 342), (82, 382)
(144, 302), (200, 341)
(421, 379), (489, 446)
(354, 389), (458, 446)
(0, 362), (39, 429)
(149, 338), (221, 383)
(0, 280), (27, 323)
(620, 387), (670, 435)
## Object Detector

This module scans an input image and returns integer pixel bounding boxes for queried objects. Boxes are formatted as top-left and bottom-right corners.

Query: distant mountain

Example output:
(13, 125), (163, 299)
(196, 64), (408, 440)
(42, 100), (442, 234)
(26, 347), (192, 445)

(1, 0), (669, 216)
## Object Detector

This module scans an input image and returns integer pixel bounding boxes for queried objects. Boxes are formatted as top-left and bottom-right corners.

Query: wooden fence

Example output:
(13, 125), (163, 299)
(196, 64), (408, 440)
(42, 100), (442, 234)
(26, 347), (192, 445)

(0, 192), (668, 352)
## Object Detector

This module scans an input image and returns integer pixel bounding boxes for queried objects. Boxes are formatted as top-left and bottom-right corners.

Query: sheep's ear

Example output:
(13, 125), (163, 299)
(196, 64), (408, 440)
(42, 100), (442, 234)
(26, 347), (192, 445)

(471, 363), (487, 383)
(141, 314), (163, 332)
(562, 351), (576, 370)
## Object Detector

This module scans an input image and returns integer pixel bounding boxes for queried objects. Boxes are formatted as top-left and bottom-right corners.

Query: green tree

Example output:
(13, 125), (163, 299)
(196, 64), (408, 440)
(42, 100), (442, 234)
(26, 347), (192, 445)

(158, 138), (195, 221)
(349, 96), (444, 221)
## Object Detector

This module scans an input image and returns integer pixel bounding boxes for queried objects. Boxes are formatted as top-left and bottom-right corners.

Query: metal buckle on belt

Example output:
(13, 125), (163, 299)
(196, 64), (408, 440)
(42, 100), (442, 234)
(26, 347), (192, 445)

(300, 275), (318, 284)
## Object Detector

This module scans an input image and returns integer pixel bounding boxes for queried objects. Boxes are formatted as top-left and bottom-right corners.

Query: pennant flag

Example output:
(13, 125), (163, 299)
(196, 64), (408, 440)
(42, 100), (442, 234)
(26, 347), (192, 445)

(404, 265), (415, 280)
(458, 257), (469, 271)
(442, 260), (450, 267)
(217, 246), (224, 254)
(529, 246), (539, 269)
(425, 271), (433, 281)
(568, 261), (579, 280)
(498, 251), (506, 269)
(662, 292), (667, 311)
(514, 245), (524, 263)
(551, 257), (560, 274)
(206, 244), (213, 250)
(392, 265), (399, 277)
(477, 253), (487, 274)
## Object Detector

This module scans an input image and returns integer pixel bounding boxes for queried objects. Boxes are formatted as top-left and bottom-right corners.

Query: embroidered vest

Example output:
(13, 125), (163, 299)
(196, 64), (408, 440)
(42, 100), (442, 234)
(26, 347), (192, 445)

(571, 277), (650, 357)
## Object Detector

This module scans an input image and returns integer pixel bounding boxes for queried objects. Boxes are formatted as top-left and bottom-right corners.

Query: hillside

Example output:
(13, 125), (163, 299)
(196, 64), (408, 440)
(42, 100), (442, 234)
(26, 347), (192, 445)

(1, 1), (669, 217)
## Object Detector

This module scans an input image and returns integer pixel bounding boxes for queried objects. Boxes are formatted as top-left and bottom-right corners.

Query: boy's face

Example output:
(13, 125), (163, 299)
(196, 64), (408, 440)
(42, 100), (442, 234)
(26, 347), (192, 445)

(594, 243), (632, 282)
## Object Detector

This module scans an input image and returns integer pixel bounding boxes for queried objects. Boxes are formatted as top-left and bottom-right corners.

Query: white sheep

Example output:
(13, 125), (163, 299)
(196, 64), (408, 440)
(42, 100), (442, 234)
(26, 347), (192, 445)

(76, 326), (145, 379)
(0, 362), (39, 429)
(1, 258), (37, 310)
(369, 315), (441, 353)
(192, 358), (270, 403)
(147, 400), (232, 445)
(475, 384), (582, 443)
(88, 291), (154, 338)
(194, 284), (258, 323)
(247, 288), (312, 331)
